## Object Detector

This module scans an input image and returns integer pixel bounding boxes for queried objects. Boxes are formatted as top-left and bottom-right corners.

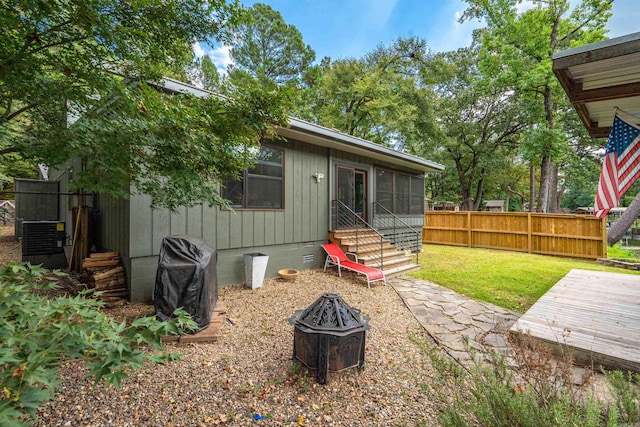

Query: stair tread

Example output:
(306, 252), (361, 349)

(359, 251), (408, 261)
(382, 264), (421, 277)
(368, 257), (414, 268)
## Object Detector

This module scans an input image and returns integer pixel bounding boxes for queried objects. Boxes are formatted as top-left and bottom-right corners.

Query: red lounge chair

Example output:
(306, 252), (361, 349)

(321, 243), (386, 288)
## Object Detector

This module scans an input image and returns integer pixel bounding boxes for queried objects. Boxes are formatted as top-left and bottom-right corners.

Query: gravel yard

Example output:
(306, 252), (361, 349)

(1, 225), (440, 425)
(34, 269), (440, 426)
(0, 225), (20, 266)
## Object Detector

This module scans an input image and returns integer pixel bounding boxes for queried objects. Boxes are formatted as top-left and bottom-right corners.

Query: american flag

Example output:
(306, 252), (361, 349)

(594, 115), (640, 219)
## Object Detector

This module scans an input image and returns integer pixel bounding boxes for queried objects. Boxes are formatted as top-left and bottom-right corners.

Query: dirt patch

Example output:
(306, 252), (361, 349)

(0, 225), (20, 266)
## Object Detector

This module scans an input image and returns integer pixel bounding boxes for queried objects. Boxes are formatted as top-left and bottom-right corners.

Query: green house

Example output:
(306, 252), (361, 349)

(55, 78), (444, 302)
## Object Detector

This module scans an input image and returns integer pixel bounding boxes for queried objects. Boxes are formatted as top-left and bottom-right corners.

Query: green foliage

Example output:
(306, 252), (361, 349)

(0, 1), (295, 210)
(58, 81), (290, 210)
(230, 2), (315, 85)
(412, 332), (640, 427)
(461, 0), (612, 212)
(420, 46), (527, 210)
(0, 262), (196, 426)
(306, 37), (438, 151)
(192, 55), (222, 92)
(604, 370), (640, 424)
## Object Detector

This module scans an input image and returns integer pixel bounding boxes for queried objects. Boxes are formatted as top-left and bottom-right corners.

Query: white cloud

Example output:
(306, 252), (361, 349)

(209, 44), (233, 72)
(191, 42), (233, 73)
(515, 1), (536, 15)
(192, 41), (206, 58)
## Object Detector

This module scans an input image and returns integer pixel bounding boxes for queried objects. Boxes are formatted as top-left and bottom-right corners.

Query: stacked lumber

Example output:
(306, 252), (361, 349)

(82, 252), (127, 307)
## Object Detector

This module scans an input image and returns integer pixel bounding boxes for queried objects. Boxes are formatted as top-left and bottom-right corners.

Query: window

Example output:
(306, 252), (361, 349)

(375, 169), (424, 215)
(222, 146), (284, 209)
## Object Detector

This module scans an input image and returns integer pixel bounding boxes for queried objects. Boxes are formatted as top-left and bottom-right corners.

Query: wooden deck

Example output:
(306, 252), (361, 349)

(510, 269), (640, 373)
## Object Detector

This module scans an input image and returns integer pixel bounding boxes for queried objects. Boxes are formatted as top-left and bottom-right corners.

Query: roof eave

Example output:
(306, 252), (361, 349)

(155, 78), (444, 173)
(280, 118), (444, 173)
(552, 32), (640, 139)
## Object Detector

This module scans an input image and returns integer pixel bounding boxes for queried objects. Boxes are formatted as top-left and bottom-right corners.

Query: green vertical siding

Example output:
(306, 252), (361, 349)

(126, 138), (331, 301)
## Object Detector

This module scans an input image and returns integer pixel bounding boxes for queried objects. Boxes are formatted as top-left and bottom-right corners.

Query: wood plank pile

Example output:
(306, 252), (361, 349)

(162, 301), (227, 343)
(82, 252), (127, 307)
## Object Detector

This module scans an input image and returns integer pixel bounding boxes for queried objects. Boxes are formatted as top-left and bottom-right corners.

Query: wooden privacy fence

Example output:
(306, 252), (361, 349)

(423, 211), (607, 260)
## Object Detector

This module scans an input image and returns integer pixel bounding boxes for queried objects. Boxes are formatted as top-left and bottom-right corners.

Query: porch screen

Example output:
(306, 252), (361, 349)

(222, 146), (284, 209)
(375, 169), (424, 215)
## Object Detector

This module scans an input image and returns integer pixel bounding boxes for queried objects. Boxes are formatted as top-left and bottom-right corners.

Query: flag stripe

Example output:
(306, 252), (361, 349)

(594, 115), (640, 219)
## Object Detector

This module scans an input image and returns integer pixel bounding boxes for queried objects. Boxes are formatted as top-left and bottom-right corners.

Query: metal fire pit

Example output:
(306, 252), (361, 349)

(288, 293), (370, 384)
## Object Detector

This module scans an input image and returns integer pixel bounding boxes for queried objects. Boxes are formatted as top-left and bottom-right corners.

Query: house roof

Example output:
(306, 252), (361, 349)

(553, 32), (640, 138)
(158, 77), (444, 173)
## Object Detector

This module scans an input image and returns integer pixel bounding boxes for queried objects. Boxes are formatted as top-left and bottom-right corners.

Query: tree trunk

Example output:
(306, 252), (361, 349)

(607, 192), (640, 245)
(529, 165), (535, 212)
(472, 168), (486, 211)
(549, 164), (558, 213)
(538, 84), (555, 213)
(454, 157), (473, 210)
(537, 153), (551, 213)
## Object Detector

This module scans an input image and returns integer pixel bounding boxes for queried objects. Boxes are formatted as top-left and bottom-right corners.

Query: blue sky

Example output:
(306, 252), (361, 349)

(194, 0), (639, 70)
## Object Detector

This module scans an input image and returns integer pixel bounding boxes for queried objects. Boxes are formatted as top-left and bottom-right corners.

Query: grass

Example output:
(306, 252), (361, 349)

(607, 243), (640, 260)
(409, 244), (640, 313)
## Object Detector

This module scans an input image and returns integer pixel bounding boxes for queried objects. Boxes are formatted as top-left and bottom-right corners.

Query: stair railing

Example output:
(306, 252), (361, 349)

(371, 202), (421, 264)
(331, 200), (385, 270)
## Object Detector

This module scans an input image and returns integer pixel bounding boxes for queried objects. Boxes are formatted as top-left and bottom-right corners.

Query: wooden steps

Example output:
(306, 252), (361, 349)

(329, 229), (419, 277)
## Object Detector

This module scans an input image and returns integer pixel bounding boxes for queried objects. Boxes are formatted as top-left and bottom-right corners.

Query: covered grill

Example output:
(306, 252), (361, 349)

(289, 293), (370, 384)
(154, 235), (217, 331)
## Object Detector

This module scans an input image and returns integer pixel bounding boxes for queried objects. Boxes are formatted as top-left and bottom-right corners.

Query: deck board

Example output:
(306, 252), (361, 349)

(510, 269), (640, 372)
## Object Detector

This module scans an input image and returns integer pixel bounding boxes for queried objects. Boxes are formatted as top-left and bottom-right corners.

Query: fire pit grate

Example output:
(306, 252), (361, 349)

(289, 293), (370, 384)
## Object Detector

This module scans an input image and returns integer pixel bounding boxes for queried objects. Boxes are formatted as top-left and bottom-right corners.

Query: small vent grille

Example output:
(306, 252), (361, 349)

(302, 254), (314, 263)
(22, 221), (65, 256)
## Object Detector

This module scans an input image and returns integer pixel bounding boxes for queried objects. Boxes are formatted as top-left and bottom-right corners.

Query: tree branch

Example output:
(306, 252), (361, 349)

(0, 146), (21, 156)
(554, 0), (614, 49)
(26, 35), (91, 57)
(4, 102), (38, 122)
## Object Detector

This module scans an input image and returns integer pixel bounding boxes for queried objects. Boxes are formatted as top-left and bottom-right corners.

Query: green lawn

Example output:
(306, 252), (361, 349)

(408, 244), (640, 313)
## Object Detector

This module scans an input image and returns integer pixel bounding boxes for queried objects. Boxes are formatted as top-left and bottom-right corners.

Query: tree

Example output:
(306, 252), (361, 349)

(191, 55), (222, 92)
(229, 2), (315, 85)
(420, 47), (527, 210)
(310, 37), (438, 148)
(1, 0), (291, 209)
(462, 0), (613, 212)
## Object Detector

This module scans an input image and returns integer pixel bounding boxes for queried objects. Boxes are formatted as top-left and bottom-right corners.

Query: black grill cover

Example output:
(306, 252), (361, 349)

(154, 235), (217, 331)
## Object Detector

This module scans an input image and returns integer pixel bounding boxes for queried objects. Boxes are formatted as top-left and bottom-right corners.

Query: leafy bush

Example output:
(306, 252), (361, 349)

(0, 263), (195, 426)
(411, 332), (640, 427)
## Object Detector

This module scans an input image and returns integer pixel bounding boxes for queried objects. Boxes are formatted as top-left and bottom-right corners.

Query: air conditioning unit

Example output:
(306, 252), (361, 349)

(22, 221), (65, 256)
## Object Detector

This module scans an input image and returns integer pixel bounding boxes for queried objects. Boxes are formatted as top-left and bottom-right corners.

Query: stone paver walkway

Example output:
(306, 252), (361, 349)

(391, 277), (520, 368)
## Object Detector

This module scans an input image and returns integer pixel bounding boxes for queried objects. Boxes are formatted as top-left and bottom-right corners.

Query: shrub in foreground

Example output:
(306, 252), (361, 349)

(0, 263), (195, 426)
(411, 332), (640, 426)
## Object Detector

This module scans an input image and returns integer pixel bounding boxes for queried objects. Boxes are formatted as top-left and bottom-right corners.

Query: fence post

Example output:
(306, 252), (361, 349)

(527, 213), (532, 254)
(467, 211), (472, 247)
(601, 218), (608, 258)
